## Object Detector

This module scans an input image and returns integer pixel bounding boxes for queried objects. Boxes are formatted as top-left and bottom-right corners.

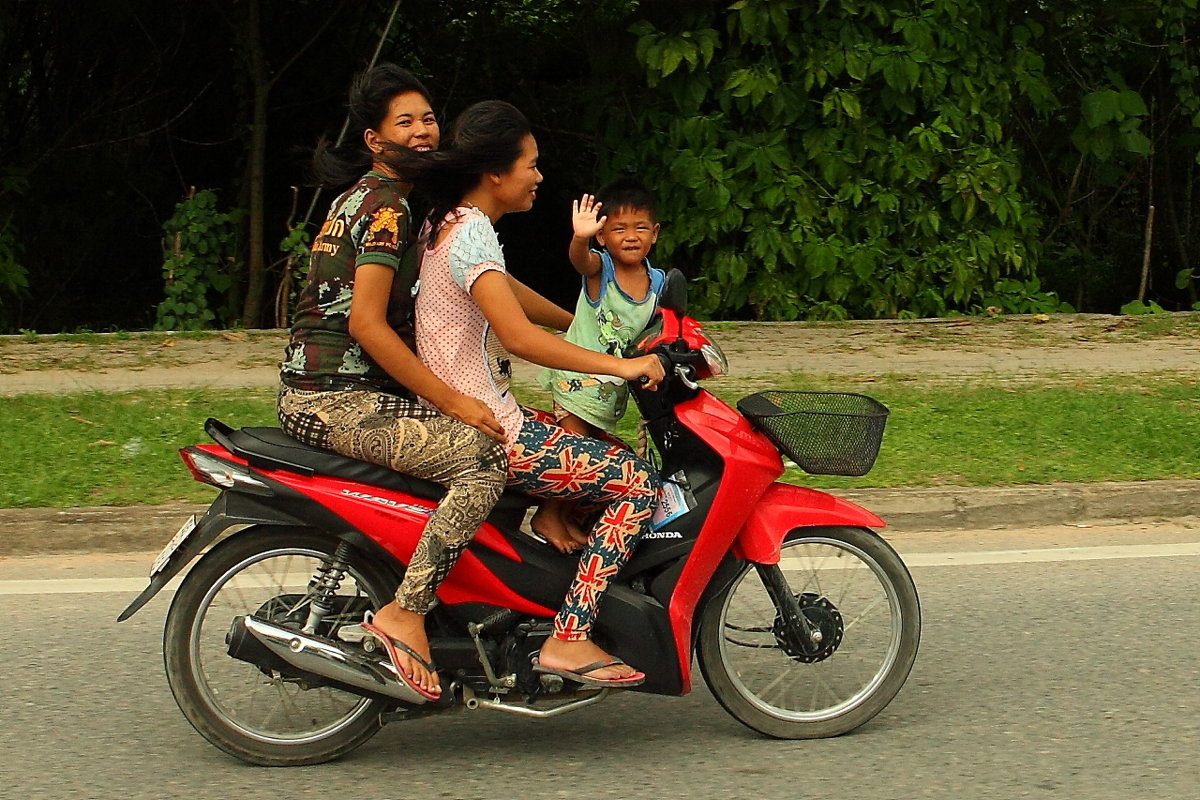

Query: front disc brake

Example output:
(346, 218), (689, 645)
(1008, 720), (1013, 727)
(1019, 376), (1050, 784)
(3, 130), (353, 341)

(773, 592), (844, 663)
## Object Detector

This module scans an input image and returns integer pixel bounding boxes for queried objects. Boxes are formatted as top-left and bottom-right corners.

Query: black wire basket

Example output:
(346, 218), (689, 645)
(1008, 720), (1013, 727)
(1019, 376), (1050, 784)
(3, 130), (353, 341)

(736, 391), (889, 476)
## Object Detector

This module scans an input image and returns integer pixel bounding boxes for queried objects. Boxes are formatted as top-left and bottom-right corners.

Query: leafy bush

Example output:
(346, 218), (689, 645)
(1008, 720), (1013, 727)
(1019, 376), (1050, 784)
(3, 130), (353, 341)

(606, 0), (1047, 321)
(977, 277), (1073, 315)
(155, 190), (245, 331)
(0, 170), (30, 320)
(1119, 299), (1167, 315)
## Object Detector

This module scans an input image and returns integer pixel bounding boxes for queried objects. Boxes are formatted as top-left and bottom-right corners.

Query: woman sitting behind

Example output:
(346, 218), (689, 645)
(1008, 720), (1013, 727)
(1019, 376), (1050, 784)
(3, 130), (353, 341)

(277, 65), (509, 699)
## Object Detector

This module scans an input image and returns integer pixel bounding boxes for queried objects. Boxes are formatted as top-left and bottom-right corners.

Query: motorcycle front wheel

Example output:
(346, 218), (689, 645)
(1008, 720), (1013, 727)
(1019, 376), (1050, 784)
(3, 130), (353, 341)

(163, 527), (395, 766)
(697, 526), (920, 739)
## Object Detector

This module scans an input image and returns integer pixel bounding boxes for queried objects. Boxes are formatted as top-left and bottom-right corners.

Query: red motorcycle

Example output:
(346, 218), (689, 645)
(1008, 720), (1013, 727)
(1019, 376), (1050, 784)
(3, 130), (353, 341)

(119, 271), (920, 766)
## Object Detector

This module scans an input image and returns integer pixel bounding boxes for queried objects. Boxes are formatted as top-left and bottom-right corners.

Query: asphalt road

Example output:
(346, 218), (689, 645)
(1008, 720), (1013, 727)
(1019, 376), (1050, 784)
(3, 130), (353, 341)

(2, 522), (1197, 800)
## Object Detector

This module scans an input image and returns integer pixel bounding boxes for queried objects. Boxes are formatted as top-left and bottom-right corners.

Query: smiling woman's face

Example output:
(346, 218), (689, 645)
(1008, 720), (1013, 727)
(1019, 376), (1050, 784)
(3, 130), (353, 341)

(365, 91), (439, 157)
(491, 133), (543, 214)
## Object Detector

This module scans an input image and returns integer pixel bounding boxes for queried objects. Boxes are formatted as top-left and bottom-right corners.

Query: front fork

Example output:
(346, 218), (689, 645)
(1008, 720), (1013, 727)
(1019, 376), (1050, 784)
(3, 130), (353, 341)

(754, 563), (824, 653)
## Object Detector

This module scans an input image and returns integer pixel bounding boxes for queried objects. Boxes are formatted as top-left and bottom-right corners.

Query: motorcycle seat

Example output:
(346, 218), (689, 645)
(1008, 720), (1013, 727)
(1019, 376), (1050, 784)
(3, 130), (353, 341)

(206, 419), (535, 522)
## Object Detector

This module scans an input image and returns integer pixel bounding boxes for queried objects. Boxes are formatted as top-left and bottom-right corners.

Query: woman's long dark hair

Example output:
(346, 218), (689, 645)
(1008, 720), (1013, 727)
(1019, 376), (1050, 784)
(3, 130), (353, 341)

(385, 100), (531, 238)
(312, 63), (434, 191)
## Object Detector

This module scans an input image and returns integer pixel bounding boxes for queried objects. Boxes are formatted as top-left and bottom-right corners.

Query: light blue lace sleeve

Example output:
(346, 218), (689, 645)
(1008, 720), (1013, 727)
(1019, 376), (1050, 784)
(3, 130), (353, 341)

(448, 215), (505, 291)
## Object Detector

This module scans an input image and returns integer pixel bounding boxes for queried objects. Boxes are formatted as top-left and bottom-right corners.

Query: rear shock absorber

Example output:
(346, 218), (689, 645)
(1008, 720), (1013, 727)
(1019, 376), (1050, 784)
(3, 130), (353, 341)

(302, 540), (356, 635)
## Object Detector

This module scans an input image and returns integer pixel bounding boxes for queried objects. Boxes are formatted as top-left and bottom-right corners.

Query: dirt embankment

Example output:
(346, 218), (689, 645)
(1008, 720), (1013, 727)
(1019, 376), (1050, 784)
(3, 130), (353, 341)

(2, 313), (1199, 395)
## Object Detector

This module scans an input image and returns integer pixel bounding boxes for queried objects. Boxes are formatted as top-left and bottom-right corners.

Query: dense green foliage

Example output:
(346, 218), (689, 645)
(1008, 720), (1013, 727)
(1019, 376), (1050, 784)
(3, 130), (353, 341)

(1010, 0), (1200, 312)
(1, 0), (1197, 332)
(601, 0), (1199, 320)
(612, 0), (1052, 319)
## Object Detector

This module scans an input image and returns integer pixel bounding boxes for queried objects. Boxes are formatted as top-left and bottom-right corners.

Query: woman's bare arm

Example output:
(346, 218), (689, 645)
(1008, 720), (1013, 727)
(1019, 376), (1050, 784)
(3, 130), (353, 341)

(506, 274), (573, 332)
(348, 263), (505, 441)
(470, 270), (662, 386)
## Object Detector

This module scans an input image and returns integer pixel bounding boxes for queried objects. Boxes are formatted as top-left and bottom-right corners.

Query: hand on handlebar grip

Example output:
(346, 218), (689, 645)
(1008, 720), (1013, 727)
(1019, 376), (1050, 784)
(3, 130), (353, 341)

(631, 354), (666, 391)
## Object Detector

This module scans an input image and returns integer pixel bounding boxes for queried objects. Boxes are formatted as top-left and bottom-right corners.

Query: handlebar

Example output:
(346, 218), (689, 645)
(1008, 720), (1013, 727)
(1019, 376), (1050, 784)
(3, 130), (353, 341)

(637, 352), (674, 385)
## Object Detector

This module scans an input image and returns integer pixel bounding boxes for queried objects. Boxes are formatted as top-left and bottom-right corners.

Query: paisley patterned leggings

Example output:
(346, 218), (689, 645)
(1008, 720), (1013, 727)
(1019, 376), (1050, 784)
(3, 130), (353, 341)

(277, 385), (507, 614)
(506, 411), (661, 641)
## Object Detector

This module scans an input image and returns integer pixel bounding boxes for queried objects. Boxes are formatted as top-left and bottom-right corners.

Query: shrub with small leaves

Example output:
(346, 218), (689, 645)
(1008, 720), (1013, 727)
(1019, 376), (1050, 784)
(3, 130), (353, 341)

(0, 171), (30, 320)
(155, 189), (245, 331)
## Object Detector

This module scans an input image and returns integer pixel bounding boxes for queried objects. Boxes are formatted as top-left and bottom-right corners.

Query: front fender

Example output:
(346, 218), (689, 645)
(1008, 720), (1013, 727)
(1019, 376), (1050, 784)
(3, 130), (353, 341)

(732, 482), (886, 565)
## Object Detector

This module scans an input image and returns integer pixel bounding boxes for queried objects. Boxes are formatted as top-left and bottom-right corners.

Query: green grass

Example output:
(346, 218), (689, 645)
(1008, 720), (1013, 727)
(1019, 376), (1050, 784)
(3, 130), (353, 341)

(1, 376), (1198, 508)
(755, 374), (1200, 491)
(0, 388), (279, 507)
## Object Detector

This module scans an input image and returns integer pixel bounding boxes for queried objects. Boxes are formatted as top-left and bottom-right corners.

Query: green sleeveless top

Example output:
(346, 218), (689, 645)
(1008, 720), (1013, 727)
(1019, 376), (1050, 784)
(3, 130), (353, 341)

(538, 250), (665, 432)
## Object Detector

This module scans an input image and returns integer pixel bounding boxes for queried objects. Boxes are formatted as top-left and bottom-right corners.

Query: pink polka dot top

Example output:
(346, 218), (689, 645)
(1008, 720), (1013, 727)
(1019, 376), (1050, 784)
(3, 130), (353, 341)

(415, 206), (525, 446)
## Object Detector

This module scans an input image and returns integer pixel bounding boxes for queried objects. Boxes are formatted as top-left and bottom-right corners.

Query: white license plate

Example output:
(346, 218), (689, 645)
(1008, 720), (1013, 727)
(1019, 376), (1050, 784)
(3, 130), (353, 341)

(151, 515), (198, 577)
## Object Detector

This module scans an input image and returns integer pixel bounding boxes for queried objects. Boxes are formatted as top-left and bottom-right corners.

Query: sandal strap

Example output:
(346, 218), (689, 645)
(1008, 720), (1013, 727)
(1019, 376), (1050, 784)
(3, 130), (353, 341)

(388, 636), (437, 674)
(568, 658), (625, 675)
(362, 621), (437, 673)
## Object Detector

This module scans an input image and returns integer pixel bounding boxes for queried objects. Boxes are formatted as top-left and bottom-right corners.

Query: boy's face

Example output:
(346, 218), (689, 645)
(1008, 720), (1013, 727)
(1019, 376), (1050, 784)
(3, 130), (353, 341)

(596, 206), (660, 267)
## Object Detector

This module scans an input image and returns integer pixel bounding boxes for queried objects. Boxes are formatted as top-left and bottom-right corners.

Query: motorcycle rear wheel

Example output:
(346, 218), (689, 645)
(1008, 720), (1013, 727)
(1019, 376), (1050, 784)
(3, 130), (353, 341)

(697, 526), (920, 739)
(163, 527), (395, 766)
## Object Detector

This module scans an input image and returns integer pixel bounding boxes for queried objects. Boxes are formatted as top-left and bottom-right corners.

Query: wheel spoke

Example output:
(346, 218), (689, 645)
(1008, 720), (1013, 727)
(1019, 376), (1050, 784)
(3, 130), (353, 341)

(172, 539), (382, 747)
(842, 595), (885, 634)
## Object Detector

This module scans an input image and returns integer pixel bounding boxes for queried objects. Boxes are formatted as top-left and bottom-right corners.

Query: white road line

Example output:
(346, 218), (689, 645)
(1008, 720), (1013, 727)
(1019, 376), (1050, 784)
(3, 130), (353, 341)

(3, 542), (1199, 596)
(778, 541), (1200, 571)
(0, 576), (182, 596)
(768, 542), (1200, 573)
(899, 541), (1200, 567)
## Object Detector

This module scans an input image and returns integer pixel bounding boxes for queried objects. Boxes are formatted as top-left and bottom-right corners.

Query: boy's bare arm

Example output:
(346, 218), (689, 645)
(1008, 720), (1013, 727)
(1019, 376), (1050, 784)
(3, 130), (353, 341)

(569, 194), (604, 277)
(568, 236), (602, 276)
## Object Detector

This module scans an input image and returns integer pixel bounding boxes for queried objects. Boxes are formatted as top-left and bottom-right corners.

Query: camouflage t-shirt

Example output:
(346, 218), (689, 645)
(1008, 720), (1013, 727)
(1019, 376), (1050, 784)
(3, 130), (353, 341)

(280, 172), (419, 397)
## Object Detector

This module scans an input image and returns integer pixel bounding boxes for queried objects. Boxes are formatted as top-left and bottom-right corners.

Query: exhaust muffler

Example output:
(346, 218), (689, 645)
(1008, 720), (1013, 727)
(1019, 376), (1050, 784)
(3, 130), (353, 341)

(226, 615), (430, 706)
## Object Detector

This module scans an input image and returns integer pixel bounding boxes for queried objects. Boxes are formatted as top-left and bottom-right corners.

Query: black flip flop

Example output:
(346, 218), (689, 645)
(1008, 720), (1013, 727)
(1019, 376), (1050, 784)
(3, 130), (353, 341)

(361, 618), (441, 700)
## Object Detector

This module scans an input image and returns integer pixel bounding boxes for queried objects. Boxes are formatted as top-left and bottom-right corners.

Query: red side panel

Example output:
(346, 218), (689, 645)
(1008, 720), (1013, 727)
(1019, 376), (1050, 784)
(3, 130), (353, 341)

(637, 309), (710, 352)
(732, 482), (886, 564)
(664, 392), (784, 692)
(195, 444), (554, 616)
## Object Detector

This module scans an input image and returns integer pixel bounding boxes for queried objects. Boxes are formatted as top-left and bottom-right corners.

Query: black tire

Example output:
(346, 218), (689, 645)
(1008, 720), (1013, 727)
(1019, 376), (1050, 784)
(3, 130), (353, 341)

(697, 526), (920, 739)
(163, 527), (395, 766)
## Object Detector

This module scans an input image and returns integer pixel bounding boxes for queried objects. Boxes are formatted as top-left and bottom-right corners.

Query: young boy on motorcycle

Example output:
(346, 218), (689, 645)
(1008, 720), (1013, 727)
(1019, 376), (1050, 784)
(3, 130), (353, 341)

(533, 178), (666, 553)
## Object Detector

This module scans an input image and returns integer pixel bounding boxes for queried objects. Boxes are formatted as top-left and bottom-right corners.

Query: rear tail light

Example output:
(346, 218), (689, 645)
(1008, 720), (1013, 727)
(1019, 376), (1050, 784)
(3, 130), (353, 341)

(179, 447), (273, 495)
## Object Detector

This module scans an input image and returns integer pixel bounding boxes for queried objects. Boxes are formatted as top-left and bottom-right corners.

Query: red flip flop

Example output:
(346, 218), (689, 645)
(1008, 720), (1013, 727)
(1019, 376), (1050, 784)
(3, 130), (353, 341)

(360, 618), (441, 701)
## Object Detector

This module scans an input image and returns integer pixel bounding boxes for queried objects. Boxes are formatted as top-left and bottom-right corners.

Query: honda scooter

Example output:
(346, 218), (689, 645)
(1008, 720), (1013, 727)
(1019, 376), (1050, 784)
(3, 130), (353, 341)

(119, 270), (920, 766)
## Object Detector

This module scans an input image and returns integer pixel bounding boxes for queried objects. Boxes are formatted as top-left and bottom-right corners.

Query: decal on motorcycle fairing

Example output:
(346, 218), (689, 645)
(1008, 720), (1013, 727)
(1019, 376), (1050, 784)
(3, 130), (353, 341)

(339, 489), (434, 515)
(642, 530), (683, 540)
(651, 471), (693, 530)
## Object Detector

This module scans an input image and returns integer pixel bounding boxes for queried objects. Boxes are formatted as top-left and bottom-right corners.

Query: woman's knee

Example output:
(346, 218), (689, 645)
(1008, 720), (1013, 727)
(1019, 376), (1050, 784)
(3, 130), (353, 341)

(615, 452), (661, 501)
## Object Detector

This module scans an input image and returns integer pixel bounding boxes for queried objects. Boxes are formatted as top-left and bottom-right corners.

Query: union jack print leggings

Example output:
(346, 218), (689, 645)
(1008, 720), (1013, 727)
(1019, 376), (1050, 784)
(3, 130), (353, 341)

(506, 410), (661, 641)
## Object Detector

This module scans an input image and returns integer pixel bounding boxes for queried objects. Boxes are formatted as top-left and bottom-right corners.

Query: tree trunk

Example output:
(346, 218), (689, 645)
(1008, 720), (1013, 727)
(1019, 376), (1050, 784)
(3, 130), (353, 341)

(240, 0), (269, 328)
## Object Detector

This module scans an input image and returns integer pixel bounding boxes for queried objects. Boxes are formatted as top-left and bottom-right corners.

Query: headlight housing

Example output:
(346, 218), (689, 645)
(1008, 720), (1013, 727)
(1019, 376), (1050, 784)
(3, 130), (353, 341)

(699, 340), (728, 378)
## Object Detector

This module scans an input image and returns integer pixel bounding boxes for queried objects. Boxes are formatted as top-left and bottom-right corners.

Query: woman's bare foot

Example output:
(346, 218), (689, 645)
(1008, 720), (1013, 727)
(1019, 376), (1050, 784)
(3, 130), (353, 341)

(531, 501), (589, 553)
(537, 636), (639, 681)
(369, 601), (440, 695)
